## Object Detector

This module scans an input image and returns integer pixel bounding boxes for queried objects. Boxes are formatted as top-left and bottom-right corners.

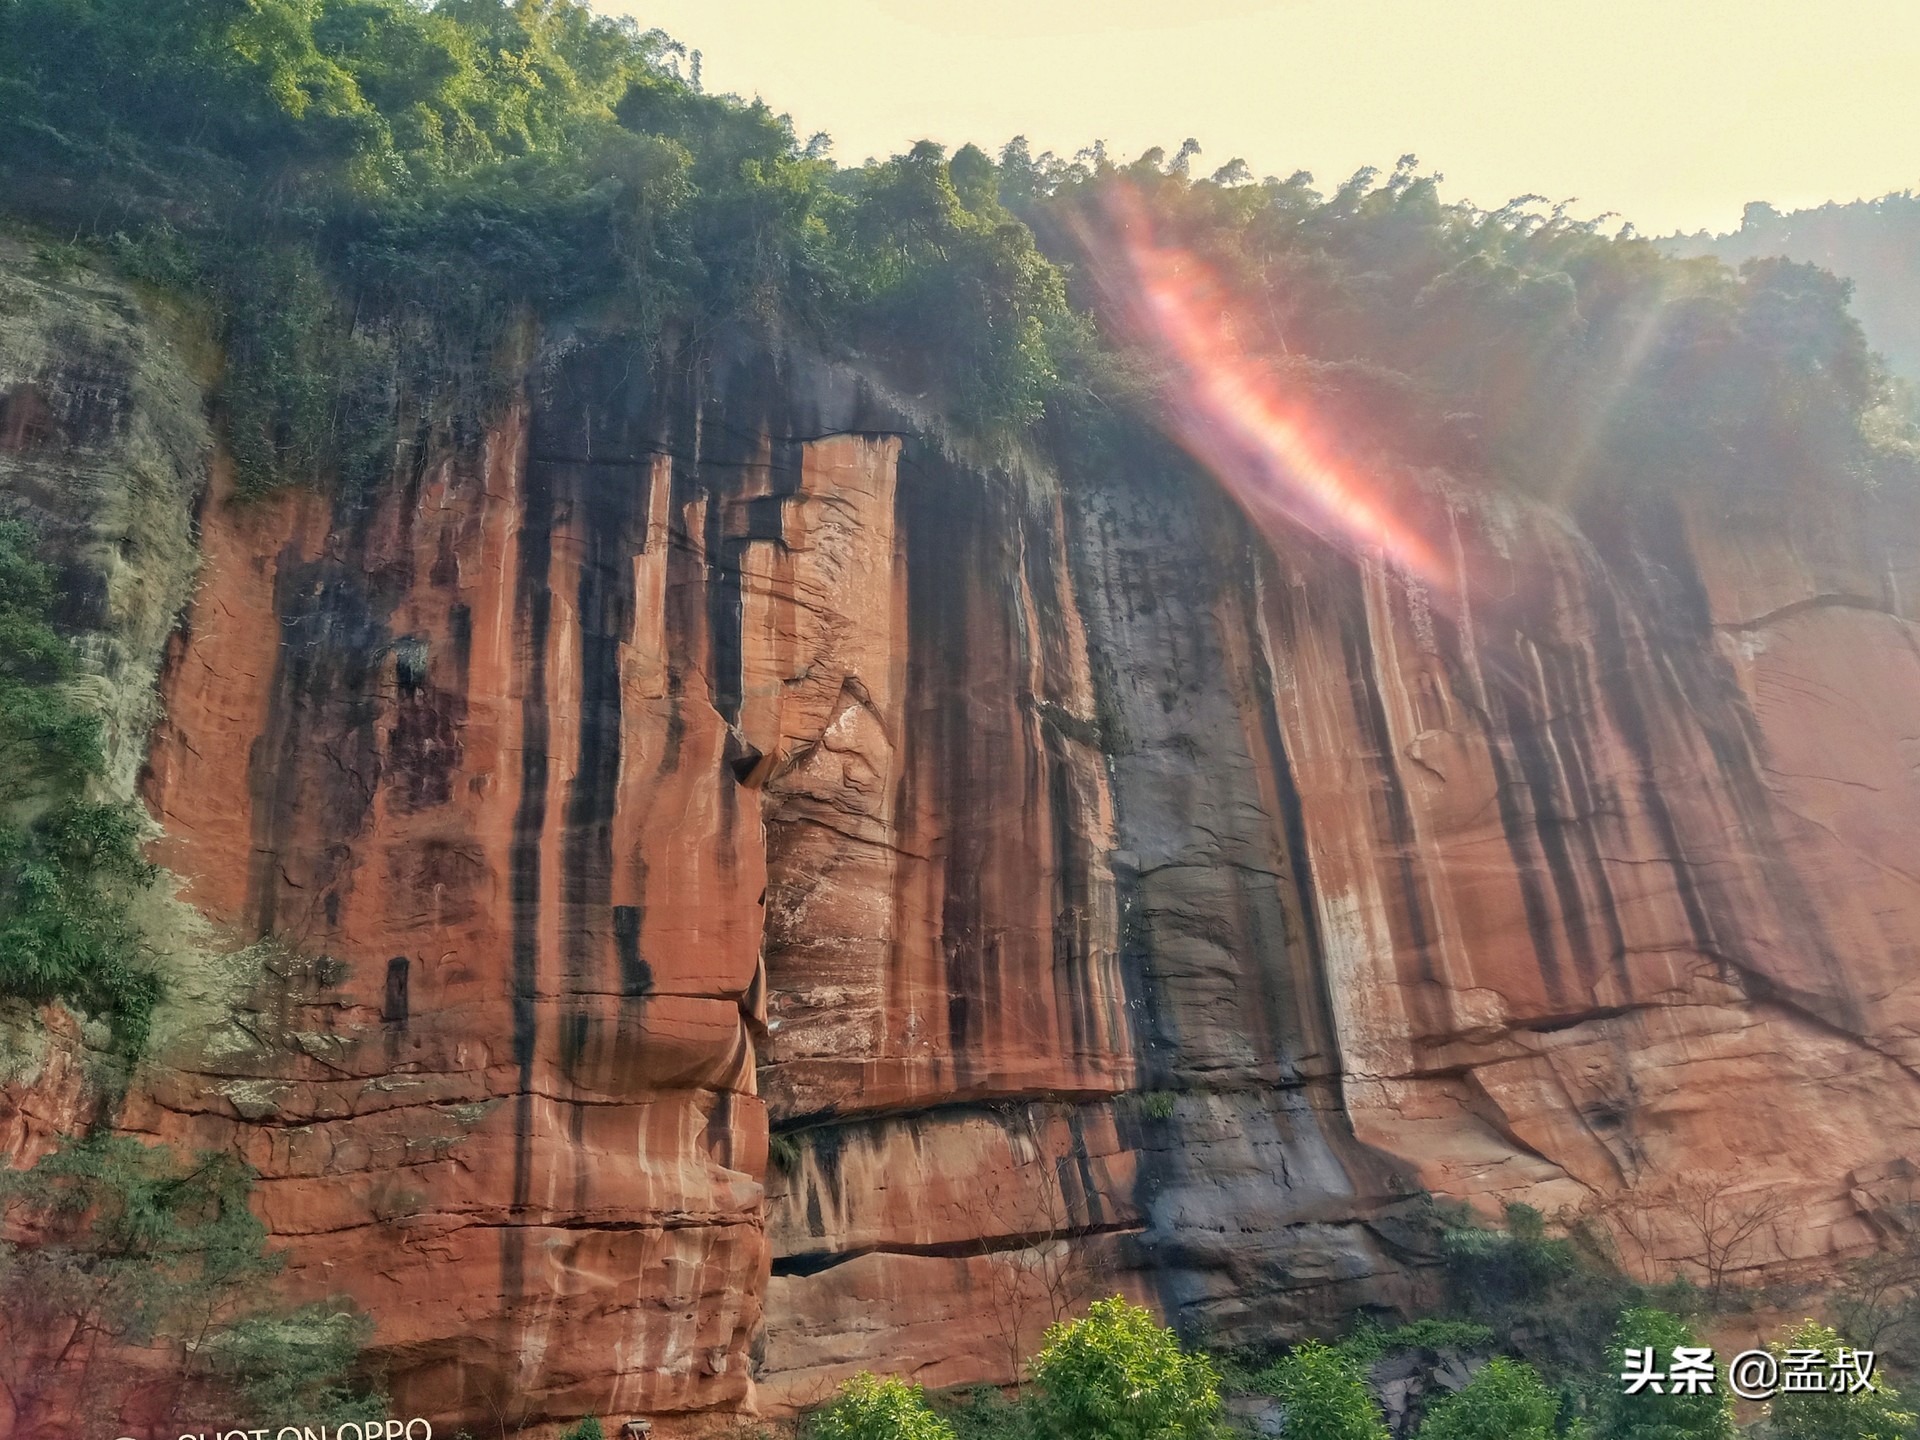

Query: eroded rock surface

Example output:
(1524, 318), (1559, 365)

(10, 260), (1920, 1432)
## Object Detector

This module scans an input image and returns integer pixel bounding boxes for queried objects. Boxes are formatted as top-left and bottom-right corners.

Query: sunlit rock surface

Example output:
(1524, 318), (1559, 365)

(10, 255), (1920, 1431)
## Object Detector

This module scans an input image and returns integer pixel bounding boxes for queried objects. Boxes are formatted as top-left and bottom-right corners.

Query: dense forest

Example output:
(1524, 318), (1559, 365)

(1667, 193), (1920, 384)
(2, 0), (1909, 508)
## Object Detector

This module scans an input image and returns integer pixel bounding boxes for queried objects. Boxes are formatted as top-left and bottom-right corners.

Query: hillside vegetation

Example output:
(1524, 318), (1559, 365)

(1667, 193), (1920, 384)
(1, 0), (1068, 489)
(2, 0), (1910, 510)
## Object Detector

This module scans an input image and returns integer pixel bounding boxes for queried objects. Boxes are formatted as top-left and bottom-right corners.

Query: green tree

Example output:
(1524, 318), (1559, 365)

(0, 1134), (376, 1434)
(0, 0), (1078, 489)
(1763, 1320), (1918, 1440)
(212, 1302), (380, 1423)
(841, 138), (1068, 432)
(1439, 1202), (1649, 1393)
(1030, 1296), (1223, 1440)
(1597, 1308), (1736, 1440)
(1260, 1341), (1387, 1440)
(0, 519), (100, 797)
(811, 1374), (956, 1440)
(1418, 1358), (1557, 1440)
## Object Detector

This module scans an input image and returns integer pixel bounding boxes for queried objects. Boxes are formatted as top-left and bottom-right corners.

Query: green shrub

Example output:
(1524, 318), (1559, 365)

(560, 1420), (607, 1440)
(937, 1384), (1040, 1440)
(1336, 1318), (1496, 1366)
(1596, 1308), (1734, 1440)
(0, 519), (101, 792)
(812, 1374), (956, 1440)
(1416, 1357), (1556, 1440)
(0, 1134), (377, 1431)
(213, 1302), (382, 1424)
(1764, 1320), (1918, 1440)
(1138, 1092), (1177, 1121)
(769, 1131), (802, 1171)
(1258, 1340), (1387, 1440)
(1030, 1296), (1223, 1440)
(1439, 1200), (1684, 1403)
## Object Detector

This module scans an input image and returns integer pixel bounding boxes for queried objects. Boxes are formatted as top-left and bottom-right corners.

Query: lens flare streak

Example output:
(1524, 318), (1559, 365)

(1105, 193), (1448, 589)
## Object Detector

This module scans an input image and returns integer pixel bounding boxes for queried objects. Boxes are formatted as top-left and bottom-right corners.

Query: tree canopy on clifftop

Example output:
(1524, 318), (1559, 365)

(0, 0), (1912, 508)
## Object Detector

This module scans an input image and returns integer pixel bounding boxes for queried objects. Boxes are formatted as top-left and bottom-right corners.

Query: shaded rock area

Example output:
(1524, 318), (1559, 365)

(8, 247), (1920, 1433)
(1371, 1347), (1484, 1439)
(0, 236), (207, 798)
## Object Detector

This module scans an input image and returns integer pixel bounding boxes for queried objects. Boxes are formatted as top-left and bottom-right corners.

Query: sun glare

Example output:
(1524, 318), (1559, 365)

(1093, 185), (1450, 591)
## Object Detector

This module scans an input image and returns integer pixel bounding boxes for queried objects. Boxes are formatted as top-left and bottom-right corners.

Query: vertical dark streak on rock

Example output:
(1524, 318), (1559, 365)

(1043, 721), (1093, 1064)
(1027, 512), (1100, 1066)
(1244, 555), (1336, 1077)
(1481, 675), (1571, 1007)
(770, 434), (805, 502)
(505, 448), (554, 1301)
(1066, 1108), (1104, 1228)
(614, 899), (654, 996)
(656, 363), (708, 782)
(383, 955), (410, 1025)
(1333, 570), (1440, 987)
(1540, 640), (1632, 990)
(252, 537), (389, 938)
(449, 602), (472, 692)
(705, 448), (745, 731)
(557, 458), (639, 1074)
(1058, 486), (1170, 1083)
(1584, 581), (1720, 962)
(901, 444), (984, 1078)
(1499, 646), (1604, 996)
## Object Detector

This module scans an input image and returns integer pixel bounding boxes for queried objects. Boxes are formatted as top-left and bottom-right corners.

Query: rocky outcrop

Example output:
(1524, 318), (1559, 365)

(0, 236), (211, 1171)
(11, 246), (1920, 1434)
(0, 238), (207, 804)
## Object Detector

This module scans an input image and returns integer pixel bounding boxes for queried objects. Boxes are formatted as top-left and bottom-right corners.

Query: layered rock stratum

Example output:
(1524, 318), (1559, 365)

(7, 245), (1920, 1433)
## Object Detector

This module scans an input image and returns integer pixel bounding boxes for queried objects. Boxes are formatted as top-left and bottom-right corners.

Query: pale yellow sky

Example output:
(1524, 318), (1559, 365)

(606, 0), (1920, 236)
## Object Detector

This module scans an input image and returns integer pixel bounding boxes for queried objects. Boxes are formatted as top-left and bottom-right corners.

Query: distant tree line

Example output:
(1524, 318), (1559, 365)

(1667, 193), (1920, 386)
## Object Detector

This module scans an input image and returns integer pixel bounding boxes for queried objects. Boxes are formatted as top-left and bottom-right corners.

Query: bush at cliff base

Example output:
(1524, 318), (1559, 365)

(1598, 1308), (1735, 1440)
(1029, 1296), (1224, 1440)
(1259, 1339), (1387, 1440)
(812, 1374), (957, 1440)
(0, 1134), (377, 1433)
(1764, 1320), (1918, 1440)
(1415, 1357), (1556, 1440)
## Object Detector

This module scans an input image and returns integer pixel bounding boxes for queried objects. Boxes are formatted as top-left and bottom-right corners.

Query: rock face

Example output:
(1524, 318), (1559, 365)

(11, 260), (1920, 1433)
(121, 333), (1426, 1427)
(0, 237), (209, 1175)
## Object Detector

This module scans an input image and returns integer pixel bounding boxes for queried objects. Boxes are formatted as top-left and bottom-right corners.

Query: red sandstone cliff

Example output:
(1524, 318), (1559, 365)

(9, 265), (1920, 1435)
